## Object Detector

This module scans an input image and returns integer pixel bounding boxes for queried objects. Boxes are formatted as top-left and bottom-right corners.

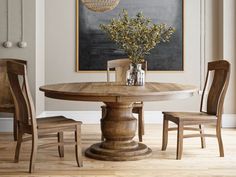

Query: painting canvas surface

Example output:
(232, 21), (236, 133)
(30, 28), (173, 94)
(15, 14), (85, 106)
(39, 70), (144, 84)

(77, 0), (183, 71)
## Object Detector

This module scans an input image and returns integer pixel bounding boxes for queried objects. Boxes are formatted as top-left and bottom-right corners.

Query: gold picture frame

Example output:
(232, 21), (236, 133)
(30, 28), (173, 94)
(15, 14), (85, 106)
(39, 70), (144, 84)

(76, 0), (184, 72)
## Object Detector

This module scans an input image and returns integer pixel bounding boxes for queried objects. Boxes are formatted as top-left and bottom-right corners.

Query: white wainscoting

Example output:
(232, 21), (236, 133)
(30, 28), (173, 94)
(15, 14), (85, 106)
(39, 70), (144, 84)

(0, 111), (235, 132)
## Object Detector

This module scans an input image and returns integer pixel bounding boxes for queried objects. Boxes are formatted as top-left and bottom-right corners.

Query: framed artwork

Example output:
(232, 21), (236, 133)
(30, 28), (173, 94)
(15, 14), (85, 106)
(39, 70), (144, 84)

(76, 0), (184, 71)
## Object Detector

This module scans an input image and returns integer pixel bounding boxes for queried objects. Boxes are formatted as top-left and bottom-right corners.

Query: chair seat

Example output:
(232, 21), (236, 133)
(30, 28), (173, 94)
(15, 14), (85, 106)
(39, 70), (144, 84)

(37, 116), (82, 129)
(163, 112), (217, 122)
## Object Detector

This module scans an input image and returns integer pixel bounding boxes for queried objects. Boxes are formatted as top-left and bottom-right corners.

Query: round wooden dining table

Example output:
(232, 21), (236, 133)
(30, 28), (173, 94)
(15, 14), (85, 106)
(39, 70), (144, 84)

(40, 82), (197, 161)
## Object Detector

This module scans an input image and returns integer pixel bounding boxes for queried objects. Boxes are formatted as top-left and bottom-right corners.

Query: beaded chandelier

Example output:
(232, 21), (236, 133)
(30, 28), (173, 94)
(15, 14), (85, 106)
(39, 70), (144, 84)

(81, 0), (120, 12)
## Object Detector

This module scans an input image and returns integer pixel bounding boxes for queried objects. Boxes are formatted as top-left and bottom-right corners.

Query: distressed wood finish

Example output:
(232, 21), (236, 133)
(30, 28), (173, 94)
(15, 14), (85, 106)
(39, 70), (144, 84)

(102, 58), (147, 142)
(0, 58), (27, 141)
(7, 61), (83, 173)
(2, 124), (236, 176)
(162, 60), (230, 160)
(40, 82), (197, 102)
(40, 81), (197, 161)
(87, 102), (151, 161)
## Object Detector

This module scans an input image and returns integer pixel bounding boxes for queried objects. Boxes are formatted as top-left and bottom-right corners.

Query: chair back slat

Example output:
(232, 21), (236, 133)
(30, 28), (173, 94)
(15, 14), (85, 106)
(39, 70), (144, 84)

(0, 62), (13, 106)
(107, 58), (147, 84)
(201, 60), (230, 116)
(107, 59), (130, 83)
(7, 61), (36, 133)
(0, 59), (27, 106)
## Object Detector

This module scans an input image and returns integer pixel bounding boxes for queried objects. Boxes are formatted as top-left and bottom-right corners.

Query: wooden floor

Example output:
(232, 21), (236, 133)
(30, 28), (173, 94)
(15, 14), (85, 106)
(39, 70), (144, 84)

(0, 124), (236, 177)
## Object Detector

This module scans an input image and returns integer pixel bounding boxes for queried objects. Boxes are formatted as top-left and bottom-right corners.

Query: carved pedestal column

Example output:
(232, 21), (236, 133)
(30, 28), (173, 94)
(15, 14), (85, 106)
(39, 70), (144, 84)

(85, 102), (152, 161)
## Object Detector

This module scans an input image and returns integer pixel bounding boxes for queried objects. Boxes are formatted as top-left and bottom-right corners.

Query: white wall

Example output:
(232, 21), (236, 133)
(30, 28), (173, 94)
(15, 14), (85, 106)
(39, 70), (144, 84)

(205, 0), (236, 114)
(0, 0), (235, 131)
(0, 0), (45, 116)
(221, 0), (236, 114)
(0, 0), (36, 99)
(35, 0), (45, 115)
(45, 0), (202, 112)
(45, 0), (236, 117)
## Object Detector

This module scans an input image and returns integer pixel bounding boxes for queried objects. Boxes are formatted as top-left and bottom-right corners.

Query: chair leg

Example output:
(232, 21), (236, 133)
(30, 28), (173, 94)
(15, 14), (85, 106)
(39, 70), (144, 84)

(75, 124), (83, 167)
(29, 134), (38, 173)
(176, 122), (183, 160)
(13, 113), (18, 141)
(199, 124), (206, 148)
(216, 125), (224, 157)
(161, 118), (169, 151)
(138, 107), (144, 142)
(14, 130), (23, 163)
(57, 132), (64, 157)
(101, 107), (106, 141)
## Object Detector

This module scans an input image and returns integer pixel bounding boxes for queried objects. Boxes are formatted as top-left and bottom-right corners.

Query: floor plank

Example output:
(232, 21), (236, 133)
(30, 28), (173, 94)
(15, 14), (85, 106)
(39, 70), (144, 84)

(0, 124), (236, 177)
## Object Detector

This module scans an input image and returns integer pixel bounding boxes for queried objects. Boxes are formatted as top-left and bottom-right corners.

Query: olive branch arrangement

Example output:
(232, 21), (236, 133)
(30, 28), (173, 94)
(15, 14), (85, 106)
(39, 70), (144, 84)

(100, 9), (175, 64)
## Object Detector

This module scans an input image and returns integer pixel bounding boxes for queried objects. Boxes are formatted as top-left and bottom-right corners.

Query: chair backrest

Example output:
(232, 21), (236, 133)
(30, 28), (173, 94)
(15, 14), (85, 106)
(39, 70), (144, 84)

(7, 61), (36, 134)
(107, 58), (147, 84)
(200, 60), (230, 117)
(0, 59), (27, 107)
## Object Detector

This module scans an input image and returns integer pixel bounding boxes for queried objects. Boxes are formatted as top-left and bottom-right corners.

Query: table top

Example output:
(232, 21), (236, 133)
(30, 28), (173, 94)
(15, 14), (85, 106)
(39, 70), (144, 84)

(39, 82), (198, 102)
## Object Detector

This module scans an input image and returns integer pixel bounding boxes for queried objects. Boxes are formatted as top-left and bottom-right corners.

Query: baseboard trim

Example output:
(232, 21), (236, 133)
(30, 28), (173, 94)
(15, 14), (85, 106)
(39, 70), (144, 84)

(0, 111), (235, 132)
(222, 114), (236, 128)
(0, 118), (14, 132)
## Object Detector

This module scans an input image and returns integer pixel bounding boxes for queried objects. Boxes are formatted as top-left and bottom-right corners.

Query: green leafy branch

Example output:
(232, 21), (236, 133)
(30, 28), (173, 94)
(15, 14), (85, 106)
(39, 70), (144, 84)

(100, 9), (175, 64)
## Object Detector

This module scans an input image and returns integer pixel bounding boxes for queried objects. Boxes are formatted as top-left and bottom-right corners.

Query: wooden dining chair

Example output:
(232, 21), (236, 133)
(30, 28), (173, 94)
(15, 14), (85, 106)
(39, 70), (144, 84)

(101, 58), (147, 142)
(0, 58), (27, 141)
(161, 60), (230, 160)
(7, 61), (83, 173)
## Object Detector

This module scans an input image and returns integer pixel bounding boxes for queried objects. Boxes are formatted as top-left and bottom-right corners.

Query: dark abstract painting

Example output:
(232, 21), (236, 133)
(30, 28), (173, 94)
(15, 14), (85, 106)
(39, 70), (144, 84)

(76, 0), (183, 71)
